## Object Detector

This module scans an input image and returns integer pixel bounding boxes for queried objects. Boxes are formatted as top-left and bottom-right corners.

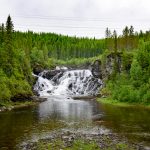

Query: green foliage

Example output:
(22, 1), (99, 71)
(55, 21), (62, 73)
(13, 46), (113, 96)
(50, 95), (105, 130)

(71, 140), (99, 150)
(1, 15), (150, 105)
(8, 77), (32, 98)
(0, 69), (11, 102)
(51, 54), (102, 67)
(106, 40), (150, 104)
(0, 16), (33, 103)
(30, 47), (45, 65)
(36, 139), (99, 150)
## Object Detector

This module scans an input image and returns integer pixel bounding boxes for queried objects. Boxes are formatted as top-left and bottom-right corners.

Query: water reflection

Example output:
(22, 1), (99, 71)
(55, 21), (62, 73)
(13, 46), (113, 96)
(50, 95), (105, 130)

(1, 98), (150, 149)
(98, 103), (150, 146)
(0, 98), (101, 149)
(38, 96), (97, 121)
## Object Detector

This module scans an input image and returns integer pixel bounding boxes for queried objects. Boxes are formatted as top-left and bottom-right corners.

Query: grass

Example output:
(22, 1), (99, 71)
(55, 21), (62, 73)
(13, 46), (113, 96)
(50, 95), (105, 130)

(37, 139), (99, 150)
(97, 97), (150, 108)
(49, 54), (102, 67)
(36, 139), (133, 150)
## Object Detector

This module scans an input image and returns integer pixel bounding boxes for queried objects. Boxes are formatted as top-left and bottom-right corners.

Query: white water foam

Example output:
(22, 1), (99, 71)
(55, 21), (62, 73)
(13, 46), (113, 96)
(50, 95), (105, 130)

(34, 69), (102, 97)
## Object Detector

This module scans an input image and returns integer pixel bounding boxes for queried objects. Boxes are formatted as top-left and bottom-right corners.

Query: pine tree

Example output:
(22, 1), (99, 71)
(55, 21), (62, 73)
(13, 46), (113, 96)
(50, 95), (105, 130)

(113, 30), (119, 75)
(129, 26), (134, 49)
(0, 23), (5, 45)
(123, 26), (129, 50)
(4, 15), (14, 77)
(105, 27), (111, 50)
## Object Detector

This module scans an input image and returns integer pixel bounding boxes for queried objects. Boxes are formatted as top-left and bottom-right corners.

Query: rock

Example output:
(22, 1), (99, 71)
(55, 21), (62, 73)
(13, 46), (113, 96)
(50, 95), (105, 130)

(40, 69), (65, 80)
(11, 93), (33, 102)
(92, 114), (103, 121)
(73, 96), (96, 100)
(91, 60), (102, 78)
(31, 96), (47, 102)
(7, 107), (12, 111)
(143, 146), (150, 150)
(33, 63), (44, 75)
(1, 106), (6, 111)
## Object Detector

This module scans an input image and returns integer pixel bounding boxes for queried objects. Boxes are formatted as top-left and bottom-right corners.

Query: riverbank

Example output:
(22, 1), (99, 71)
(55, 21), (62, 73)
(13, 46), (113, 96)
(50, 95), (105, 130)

(97, 97), (150, 108)
(0, 96), (47, 112)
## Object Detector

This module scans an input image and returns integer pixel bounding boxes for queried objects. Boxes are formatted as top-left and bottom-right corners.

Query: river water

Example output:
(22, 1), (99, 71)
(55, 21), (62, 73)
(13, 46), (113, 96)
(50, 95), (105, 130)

(0, 69), (150, 149)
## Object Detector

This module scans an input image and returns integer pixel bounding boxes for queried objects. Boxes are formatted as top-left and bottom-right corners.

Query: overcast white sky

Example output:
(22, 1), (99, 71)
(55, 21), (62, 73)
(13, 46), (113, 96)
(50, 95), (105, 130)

(0, 0), (150, 38)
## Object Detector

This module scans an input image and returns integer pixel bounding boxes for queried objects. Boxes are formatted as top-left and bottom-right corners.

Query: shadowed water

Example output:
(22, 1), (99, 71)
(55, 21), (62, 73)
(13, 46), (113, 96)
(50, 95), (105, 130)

(98, 103), (150, 147)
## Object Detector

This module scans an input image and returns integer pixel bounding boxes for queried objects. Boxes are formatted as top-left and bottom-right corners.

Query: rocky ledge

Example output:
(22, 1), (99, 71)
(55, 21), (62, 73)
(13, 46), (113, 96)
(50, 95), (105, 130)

(72, 95), (96, 100)
(0, 96), (47, 112)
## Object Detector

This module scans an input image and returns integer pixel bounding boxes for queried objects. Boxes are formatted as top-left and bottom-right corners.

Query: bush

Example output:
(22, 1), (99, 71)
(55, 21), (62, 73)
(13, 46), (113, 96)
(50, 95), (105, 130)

(0, 69), (11, 102)
(8, 77), (32, 98)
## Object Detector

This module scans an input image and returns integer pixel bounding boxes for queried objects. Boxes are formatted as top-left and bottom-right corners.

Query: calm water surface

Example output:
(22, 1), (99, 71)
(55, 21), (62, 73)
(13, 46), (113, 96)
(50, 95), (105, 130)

(0, 96), (150, 149)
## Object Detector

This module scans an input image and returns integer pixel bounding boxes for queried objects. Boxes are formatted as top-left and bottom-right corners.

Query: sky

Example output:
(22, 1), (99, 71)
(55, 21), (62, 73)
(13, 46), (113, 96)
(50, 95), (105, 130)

(0, 0), (150, 38)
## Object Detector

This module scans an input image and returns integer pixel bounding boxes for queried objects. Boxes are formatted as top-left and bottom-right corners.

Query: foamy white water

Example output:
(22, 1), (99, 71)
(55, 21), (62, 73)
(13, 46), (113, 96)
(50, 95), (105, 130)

(34, 69), (102, 97)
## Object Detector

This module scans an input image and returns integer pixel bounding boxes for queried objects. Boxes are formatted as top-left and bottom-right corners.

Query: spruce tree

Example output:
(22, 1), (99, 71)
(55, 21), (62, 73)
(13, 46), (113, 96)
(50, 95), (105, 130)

(123, 26), (129, 50)
(4, 15), (14, 77)
(0, 23), (5, 45)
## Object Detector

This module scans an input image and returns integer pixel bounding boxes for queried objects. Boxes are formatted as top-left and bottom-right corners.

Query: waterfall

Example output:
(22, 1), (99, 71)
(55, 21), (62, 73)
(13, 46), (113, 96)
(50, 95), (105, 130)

(34, 68), (103, 97)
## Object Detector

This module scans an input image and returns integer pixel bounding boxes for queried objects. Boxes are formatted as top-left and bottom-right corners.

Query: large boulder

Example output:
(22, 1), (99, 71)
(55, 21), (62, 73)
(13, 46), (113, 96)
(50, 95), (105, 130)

(91, 60), (102, 79)
(33, 63), (44, 75)
(39, 70), (65, 80)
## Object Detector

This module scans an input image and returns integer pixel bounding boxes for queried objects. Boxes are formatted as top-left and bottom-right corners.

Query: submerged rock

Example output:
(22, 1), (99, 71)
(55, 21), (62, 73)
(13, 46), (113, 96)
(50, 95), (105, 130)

(20, 128), (139, 150)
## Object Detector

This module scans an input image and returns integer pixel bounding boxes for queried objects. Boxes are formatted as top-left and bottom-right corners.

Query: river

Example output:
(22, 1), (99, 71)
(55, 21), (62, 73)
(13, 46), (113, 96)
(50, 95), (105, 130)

(0, 69), (150, 149)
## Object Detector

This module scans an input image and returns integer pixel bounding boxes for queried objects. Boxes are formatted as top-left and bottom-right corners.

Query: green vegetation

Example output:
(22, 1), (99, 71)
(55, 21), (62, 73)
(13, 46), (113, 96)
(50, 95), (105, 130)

(97, 98), (150, 108)
(37, 139), (99, 150)
(100, 27), (150, 105)
(51, 54), (102, 67)
(0, 15), (150, 105)
(0, 15), (33, 104)
(0, 15), (105, 104)
(36, 139), (133, 150)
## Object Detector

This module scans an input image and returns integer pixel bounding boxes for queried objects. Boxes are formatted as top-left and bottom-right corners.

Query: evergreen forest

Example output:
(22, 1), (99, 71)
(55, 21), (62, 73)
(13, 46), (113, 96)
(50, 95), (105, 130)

(0, 15), (150, 104)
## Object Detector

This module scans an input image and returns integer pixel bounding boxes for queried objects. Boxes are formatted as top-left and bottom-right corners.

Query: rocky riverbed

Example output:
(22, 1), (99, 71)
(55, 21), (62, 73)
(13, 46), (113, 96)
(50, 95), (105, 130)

(20, 126), (146, 150)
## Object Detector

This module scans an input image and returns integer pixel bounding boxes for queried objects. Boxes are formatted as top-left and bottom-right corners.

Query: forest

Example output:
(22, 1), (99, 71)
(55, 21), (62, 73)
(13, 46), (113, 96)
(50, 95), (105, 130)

(0, 15), (150, 105)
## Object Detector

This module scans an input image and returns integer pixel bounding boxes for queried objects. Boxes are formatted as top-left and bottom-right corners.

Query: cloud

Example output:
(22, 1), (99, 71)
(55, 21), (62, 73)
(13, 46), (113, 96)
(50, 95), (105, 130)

(0, 0), (150, 38)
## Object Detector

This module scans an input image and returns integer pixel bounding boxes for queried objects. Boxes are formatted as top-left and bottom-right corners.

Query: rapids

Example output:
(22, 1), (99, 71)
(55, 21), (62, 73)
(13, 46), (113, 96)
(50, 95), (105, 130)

(34, 68), (103, 97)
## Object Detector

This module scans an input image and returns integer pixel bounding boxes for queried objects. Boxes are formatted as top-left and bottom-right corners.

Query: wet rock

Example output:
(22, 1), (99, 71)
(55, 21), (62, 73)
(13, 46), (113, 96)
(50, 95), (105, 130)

(11, 93), (33, 102)
(40, 69), (65, 80)
(73, 96), (96, 100)
(21, 129), (139, 150)
(32, 96), (47, 102)
(33, 63), (44, 75)
(68, 83), (73, 90)
(91, 60), (102, 78)
(92, 114), (103, 121)
(143, 146), (150, 150)
(0, 106), (6, 112)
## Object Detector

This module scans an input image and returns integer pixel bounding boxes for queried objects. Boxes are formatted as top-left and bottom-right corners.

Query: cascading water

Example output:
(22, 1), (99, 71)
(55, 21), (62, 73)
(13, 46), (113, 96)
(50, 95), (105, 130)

(34, 68), (103, 97)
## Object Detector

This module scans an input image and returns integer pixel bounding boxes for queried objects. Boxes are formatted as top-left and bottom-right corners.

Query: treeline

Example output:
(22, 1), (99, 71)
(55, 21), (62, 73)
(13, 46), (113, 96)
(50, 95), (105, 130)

(14, 32), (105, 60)
(105, 26), (150, 51)
(13, 31), (105, 69)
